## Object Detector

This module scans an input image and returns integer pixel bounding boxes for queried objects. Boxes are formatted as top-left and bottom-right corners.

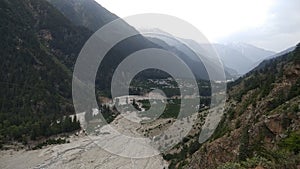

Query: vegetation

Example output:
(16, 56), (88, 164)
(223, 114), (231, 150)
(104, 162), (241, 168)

(217, 150), (300, 169)
(1, 1), (300, 169)
(215, 44), (300, 168)
(230, 43), (300, 103)
(165, 142), (201, 169)
(33, 138), (69, 150)
(162, 99), (181, 118)
(210, 113), (230, 140)
(169, 44), (300, 168)
(217, 156), (274, 169)
(279, 131), (300, 154)
(163, 134), (202, 169)
(238, 126), (250, 161)
(0, 0), (90, 146)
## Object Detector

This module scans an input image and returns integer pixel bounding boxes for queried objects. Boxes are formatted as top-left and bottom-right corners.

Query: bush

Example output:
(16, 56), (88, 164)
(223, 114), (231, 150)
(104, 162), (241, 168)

(217, 162), (244, 169)
(32, 138), (68, 150)
(279, 132), (300, 154)
(217, 156), (274, 169)
(188, 141), (201, 155)
(241, 156), (274, 168)
(238, 126), (250, 161)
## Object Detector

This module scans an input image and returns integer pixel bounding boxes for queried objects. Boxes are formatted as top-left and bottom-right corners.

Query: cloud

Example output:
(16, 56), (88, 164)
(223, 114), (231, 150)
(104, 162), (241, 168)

(222, 0), (300, 52)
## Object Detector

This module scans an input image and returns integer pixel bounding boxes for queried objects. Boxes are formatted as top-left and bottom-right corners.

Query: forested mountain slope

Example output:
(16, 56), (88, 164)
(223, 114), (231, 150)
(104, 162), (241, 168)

(182, 43), (300, 169)
(0, 0), (91, 145)
(47, 0), (118, 31)
(163, 44), (300, 169)
(47, 0), (213, 91)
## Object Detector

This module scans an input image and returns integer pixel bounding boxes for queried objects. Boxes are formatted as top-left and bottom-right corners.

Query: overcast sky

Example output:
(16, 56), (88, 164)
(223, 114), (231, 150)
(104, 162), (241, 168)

(95, 0), (300, 52)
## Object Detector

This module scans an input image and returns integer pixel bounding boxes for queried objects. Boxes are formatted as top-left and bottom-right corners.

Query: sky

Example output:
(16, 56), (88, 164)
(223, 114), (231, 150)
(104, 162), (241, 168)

(95, 0), (300, 52)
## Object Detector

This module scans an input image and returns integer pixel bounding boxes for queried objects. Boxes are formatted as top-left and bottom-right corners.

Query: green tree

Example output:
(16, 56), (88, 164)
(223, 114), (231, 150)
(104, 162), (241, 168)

(238, 125), (250, 161)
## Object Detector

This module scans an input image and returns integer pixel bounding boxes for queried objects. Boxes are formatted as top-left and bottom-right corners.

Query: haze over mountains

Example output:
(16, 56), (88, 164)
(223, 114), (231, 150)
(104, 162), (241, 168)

(139, 28), (276, 77)
(0, 0), (299, 169)
(214, 42), (275, 75)
(47, 0), (278, 78)
(48, 0), (214, 81)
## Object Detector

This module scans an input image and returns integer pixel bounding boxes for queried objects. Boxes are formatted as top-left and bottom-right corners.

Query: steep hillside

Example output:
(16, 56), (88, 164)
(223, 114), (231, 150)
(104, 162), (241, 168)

(186, 44), (300, 169)
(0, 0), (91, 145)
(47, 0), (118, 31)
(47, 0), (172, 92)
(163, 44), (300, 169)
(47, 0), (215, 94)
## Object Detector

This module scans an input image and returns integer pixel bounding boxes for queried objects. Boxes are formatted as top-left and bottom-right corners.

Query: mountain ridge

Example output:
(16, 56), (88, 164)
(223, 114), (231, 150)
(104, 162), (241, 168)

(165, 43), (300, 169)
(47, 0), (118, 31)
(0, 0), (92, 144)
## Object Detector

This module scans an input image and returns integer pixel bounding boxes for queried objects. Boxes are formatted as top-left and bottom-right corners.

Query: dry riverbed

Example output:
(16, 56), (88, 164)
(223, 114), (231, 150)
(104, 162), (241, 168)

(0, 115), (168, 169)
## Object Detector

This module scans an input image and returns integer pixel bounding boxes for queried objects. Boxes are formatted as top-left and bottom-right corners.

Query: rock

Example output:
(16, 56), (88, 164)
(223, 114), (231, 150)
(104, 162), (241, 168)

(265, 115), (283, 134)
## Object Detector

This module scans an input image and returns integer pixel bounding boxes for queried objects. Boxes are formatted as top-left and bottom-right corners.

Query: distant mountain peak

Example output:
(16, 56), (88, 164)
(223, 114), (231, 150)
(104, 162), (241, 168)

(213, 42), (275, 74)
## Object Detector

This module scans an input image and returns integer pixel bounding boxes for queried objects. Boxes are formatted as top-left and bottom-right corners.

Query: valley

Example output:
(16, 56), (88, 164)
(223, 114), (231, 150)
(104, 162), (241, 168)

(0, 0), (299, 169)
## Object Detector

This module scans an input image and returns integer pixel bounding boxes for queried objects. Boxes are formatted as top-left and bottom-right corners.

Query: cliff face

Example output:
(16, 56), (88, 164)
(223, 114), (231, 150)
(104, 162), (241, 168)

(183, 45), (300, 169)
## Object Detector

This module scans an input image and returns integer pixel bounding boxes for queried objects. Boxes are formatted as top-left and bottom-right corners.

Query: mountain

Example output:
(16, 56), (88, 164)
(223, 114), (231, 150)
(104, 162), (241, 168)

(145, 30), (235, 80)
(0, 0), (164, 146)
(45, 0), (166, 91)
(175, 40), (275, 77)
(268, 46), (297, 59)
(0, 0), (93, 144)
(214, 43), (275, 75)
(47, 0), (118, 31)
(0, 0), (212, 147)
(146, 37), (211, 80)
(2, 2), (298, 168)
(252, 45), (298, 72)
(226, 42), (275, 63)
(164, 43), (300, 168)
(145, 29), (275, 78)
(47, 0), (220, 83)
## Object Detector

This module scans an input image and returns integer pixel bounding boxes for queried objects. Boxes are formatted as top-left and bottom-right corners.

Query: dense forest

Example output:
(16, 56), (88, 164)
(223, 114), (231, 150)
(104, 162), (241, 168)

(0, 0), (91, 146)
